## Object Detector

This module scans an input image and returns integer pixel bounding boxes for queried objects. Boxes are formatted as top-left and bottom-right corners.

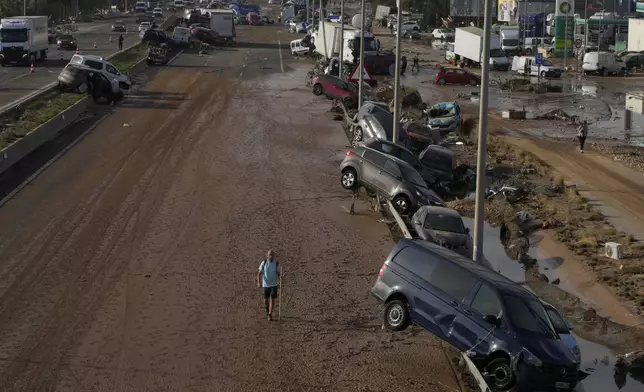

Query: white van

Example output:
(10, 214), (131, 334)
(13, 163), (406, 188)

(68, 54), (132, 89)
(511, 56), (562, 78)
(135, 1), (147, 13)
(172, 27), (192, 45)
(290, 38), (309, 56)
(582, 51), (626, 75)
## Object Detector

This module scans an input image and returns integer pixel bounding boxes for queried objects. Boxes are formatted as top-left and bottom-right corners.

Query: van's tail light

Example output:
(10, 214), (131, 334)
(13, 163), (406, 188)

(346, 150), (355, 157)
(379, 262), (387, 276)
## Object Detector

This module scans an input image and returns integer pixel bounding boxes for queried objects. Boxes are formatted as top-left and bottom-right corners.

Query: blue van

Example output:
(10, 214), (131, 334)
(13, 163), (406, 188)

(371, 239), (579, 391)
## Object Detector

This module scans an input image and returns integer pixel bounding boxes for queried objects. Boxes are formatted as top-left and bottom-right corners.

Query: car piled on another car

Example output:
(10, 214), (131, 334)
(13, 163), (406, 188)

(422, 101), (463, 136)
(411, 206), (472, 258)
(311, 74), (359, 108)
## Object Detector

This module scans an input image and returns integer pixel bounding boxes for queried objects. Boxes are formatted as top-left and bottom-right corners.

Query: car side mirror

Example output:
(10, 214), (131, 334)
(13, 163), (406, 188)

(465, 227), (470, 234)
(484, 314), (501, 328)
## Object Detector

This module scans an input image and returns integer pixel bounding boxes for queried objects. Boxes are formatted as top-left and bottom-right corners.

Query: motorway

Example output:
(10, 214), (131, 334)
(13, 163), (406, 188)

(0, 15), (164, 110)
(0, 25), (462, 391)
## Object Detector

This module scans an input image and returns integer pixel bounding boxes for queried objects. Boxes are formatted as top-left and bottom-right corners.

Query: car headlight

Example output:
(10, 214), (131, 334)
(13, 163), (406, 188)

(572, 345), (581, 360)
(522, 348), (543, 367)
(57, 40), (61, 44)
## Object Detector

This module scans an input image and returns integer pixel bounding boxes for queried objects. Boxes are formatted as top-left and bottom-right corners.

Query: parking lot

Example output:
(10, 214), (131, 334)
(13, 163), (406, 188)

(0, 24), (464, 391)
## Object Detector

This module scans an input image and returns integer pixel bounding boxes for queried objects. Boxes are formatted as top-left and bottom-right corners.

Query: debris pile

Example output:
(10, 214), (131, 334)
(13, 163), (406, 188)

(535, 109), (579, 123)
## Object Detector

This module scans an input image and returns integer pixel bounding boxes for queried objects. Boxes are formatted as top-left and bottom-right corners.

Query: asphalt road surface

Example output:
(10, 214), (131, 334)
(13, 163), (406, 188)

(0, 15), (167, 110)
(0, 25), (462, 391)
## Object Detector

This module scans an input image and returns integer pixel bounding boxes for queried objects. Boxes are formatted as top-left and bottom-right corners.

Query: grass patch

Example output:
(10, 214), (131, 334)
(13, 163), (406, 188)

(0, 44), (148, 151)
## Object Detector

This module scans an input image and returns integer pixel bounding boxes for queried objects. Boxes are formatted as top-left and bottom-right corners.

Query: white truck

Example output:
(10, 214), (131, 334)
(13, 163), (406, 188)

(499, 26), (520, 54)
(312, 21), (379, 63)
(209, 9), (236, 39)
(0, 16), (48, 66)
(454, 26), (509, 71)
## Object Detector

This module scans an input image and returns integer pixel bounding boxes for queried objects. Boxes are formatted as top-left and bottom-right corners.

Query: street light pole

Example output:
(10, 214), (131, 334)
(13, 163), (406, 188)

(358, 0), (366, 108)
(472, 0), (493, 263)
(564, 11), (569, 68)
(392, 0), (403, 144)
(339, 0), (345, 78)
(23, 0), (26, 15)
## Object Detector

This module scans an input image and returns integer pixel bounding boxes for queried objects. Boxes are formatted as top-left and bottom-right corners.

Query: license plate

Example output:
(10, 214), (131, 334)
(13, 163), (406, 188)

(555, 382), (570, 389)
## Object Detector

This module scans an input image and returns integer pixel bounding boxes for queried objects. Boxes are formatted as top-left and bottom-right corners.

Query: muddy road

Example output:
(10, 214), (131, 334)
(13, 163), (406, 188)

(0, 26), (462, 391)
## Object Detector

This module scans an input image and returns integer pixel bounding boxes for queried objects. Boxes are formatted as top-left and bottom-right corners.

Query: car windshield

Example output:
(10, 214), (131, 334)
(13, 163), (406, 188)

(504, 295), (558, 338)
(60, 35), (73, 40)
(541, 59), (554, 66)
(428, 102), (457, 118)
(400, 165), (426, 188)
(544, 305), (570, 335)
(424, 213), (466, 233)
(0, 29), (28, 43)
(489, 48), (505, 57)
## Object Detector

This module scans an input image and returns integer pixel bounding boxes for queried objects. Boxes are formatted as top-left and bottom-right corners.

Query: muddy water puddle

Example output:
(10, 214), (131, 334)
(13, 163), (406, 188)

(460, 218), (643, 391)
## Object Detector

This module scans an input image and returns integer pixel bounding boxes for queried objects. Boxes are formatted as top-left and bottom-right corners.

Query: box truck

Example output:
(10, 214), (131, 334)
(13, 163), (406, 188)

(209, 9), (236, 39)
(0, 16), (48, 66)
(454, 26), (509, 71)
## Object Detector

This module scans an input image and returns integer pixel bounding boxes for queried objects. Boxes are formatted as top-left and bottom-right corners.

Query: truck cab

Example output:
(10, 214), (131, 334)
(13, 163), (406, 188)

(500, 27), (520, 54)
(0, 16), (48, 66)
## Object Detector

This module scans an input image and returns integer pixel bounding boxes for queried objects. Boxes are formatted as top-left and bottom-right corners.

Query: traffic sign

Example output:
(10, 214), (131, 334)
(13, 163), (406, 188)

(535, 53), (543, 66)
(575, 39), (582, 49)
(348, 63), (374, 82)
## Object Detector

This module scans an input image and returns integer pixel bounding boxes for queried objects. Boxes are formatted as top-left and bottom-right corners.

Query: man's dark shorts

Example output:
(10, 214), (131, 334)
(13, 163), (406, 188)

(263, 286), (278, 299)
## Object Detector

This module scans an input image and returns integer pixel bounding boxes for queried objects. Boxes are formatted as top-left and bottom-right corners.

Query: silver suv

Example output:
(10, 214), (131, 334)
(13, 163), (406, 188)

(339, 146), (444, 214)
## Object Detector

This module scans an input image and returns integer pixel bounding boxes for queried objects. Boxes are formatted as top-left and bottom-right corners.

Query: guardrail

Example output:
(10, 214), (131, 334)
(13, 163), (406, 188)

(0, 14), (178, 118)
(384, 199), (492, 392)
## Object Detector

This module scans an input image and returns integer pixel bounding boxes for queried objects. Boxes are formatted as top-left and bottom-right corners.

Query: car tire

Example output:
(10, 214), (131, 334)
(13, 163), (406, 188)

(392, 194), (411, 214)
(383, 299), (410, 331)
(485, 358), (516, 391)
(540, 71), (547, 78)
(600, 67), (606, 76)
(469, 78), (477, 86)
(340, 168), (358, 190)
(312, 83), (323, 96)
(437, 78), (446, 85)
(353, 126), (363, 141)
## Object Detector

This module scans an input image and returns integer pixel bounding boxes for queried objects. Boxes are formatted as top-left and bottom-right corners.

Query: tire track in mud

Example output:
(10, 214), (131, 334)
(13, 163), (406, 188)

(0, 69), (222, 390)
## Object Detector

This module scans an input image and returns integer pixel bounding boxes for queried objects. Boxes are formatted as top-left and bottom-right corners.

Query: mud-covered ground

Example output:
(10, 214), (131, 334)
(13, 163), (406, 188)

(0, 24), (466, 392)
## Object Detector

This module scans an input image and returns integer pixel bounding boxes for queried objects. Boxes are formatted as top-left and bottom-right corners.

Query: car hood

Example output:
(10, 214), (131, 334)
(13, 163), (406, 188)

(517, 331), (578, 366)
(414, 185), (444, 206)
(424, 230), (469, 246)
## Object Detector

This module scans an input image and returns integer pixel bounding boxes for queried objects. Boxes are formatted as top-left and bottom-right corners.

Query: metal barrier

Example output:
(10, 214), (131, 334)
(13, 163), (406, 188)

(0, 14), (178, 118)
(384, 199), (492, 392)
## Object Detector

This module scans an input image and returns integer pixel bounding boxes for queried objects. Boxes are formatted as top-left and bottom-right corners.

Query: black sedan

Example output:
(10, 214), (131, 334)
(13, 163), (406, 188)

(112, 21), (127, 32)
(57, 34), (78, 50)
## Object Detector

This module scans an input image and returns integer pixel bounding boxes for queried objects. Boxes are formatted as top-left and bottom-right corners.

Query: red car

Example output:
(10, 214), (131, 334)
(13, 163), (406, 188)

(434, 68), (480, 86)
(311, 74), (359, 107)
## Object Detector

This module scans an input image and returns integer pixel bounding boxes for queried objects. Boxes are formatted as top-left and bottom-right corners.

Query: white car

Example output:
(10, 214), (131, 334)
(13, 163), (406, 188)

(431, 28), (454, 41)
(67, 54), (132, 89)
(400, 20), (420, 33)
(153, 8), (163, 18)
(139, 21), (151, 32)
(582, 51), (626, 75)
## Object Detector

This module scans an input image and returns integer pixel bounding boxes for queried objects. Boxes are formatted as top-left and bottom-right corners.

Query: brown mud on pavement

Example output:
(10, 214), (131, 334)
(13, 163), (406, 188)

(0, 37), (462, 392)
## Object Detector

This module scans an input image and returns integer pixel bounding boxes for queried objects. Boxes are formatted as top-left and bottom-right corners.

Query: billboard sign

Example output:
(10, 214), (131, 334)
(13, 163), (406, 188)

(498, 0), (518, 22)
(450, 0), (497, 17)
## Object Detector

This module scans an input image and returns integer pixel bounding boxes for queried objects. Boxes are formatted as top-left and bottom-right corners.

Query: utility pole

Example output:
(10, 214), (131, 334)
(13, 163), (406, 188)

(23, 0), (26, 15)
(392, 0), (402, 144)
(358, 0), (366, 107)
(564, 12), (569, 69)
(339, 0), (345, 79)
(472, 0), (493, 263)
(320, 0), (327, 66)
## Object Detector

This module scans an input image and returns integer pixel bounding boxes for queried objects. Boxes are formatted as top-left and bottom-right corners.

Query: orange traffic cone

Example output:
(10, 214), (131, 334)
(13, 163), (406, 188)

(29, 63), (34, 73)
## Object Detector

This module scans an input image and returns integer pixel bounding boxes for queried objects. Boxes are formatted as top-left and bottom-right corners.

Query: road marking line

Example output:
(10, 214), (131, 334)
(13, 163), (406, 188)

(167, 50), (183, 65)
(0, 71), (30, 87)
(0, 111), (110, 209)
(277, 34), (284, 73)
(242, 64), (246, 68)
(239, 72), (243, 77)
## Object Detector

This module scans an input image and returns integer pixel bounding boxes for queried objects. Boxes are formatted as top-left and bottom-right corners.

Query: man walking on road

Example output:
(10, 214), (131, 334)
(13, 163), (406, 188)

(118, 34), (124, 51)
(257, 250), (280, 321)
(577, 120), (588, 153)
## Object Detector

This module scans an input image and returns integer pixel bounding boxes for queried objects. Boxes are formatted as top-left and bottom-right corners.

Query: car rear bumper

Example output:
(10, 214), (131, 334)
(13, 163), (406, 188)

(371, 279), (392, 303)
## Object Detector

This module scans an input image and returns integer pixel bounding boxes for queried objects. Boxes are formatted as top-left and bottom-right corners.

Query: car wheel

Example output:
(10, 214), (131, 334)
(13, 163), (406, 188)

(600, 67), (606, 76)
(393, 195), (411, 214)
(413, 26), (419, 31)
(437, 78), (446, 85)
(353, 126), (363, 141)
(340, 168), (358, 190)
(342, 96), (355, 108)
(485, 358), (516, 391)
(469, 78), (477, 86)
(312, 83), (323, 96)
(540, 71), (547, 78)
(383, 299), (410, 331)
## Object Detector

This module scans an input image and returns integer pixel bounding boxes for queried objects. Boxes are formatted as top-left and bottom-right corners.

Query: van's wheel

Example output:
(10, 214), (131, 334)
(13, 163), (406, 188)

(437, 78), (446, 85)
(340, 168), (358, 190)
(312, 83), (323, 96)
(383, 299), (410, 331)
(600, 67), (606, 76)
(353, 126), (363, 142)
(485, 358), (516, 391)
(393, 195), (411, 214)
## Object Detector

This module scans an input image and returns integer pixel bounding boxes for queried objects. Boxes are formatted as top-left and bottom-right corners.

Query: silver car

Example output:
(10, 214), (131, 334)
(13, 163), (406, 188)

(339, 146), (444, 214)
(411, 206), (472, 258)
(352, 101), (408, 146)
(422, 101), (462, 135)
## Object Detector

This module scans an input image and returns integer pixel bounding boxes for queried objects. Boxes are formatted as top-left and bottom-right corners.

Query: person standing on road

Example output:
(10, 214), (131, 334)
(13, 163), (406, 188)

(118, 34), (124, 50)
(577, 120), (588, 153)
(257, 250), (280, 321)
(411, 53), (420, 74)
(400, 56), (407, 76)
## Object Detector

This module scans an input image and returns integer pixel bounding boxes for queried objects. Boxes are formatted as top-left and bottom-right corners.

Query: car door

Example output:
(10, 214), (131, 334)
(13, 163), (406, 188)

(449, 281), (506, 354)
(360, 149), (388, 193)
(105, 64), (123, 82)
(455, 70), (468, 84)
(414, 260), (477, 342)
(442, 69), (455, 83)
(381, 159), (403, 198)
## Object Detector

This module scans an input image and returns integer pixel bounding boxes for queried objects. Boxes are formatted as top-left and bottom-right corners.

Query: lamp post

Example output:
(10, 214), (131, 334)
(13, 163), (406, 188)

(392, 0), (403, 144)
(357, 0), (366, 108)
(339, 0), (345, 78)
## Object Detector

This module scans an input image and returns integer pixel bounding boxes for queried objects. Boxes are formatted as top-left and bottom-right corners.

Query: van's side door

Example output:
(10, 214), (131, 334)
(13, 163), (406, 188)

(448, 281), (506, 355)
(414, 259), (477, 342)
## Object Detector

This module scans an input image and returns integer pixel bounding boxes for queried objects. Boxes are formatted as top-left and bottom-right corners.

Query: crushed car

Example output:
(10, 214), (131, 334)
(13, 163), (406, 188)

(147, 43), (171, 65)
(372, 239), (580, 392)
(422, 101), (463, 136)
(352, 101), (409, 145)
